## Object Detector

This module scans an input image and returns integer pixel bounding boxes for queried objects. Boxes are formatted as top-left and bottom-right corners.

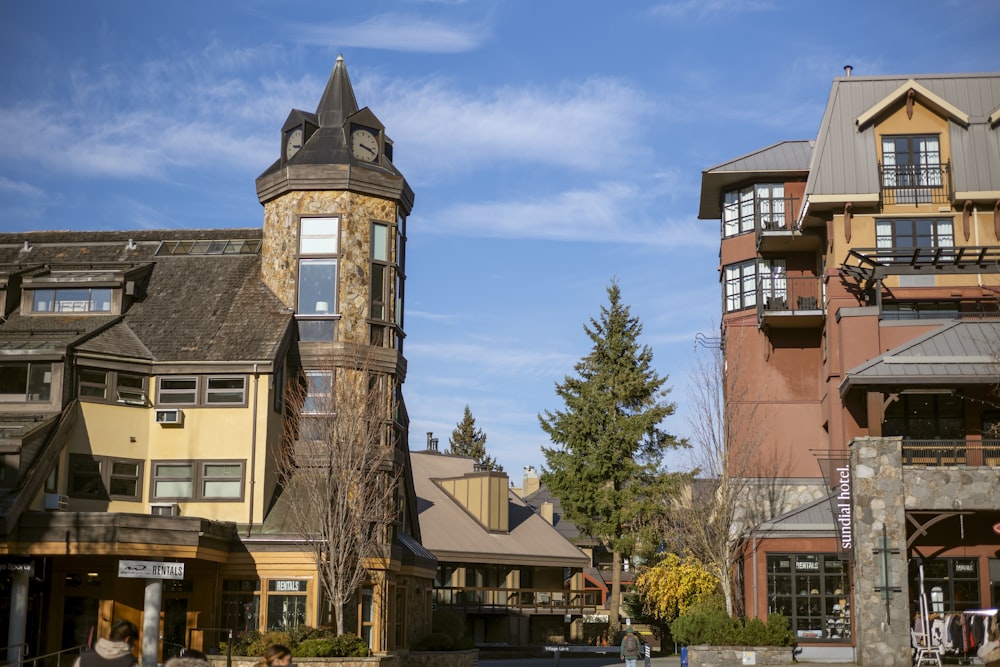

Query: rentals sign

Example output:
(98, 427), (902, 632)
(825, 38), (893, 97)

(118, 559), (185, 580)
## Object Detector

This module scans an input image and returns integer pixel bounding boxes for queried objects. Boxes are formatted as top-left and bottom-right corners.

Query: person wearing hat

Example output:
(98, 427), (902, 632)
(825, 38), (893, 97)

(620, 627), (640, 667)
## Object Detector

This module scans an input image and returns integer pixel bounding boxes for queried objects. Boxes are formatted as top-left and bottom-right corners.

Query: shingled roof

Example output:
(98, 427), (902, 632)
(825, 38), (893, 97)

(0, 228), (292, 366)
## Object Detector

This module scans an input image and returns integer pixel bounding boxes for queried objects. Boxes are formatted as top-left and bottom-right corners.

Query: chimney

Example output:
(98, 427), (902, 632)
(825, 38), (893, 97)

(522, 466), (540, 496)
(843, 65), (853, 77)
(540, 500), (554, 525)
(426, 432), (439, 452)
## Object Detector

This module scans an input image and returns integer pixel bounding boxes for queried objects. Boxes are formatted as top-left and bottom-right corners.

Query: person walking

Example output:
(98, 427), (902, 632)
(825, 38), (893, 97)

(71, 620), (139, 667)
(620, 627), (640, 667)
(254, 644), (292, 667)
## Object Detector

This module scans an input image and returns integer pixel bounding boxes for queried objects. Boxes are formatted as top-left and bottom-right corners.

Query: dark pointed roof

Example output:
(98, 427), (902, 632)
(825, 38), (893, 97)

(255, 57), (414, 213)
(316, 54), (359, 128)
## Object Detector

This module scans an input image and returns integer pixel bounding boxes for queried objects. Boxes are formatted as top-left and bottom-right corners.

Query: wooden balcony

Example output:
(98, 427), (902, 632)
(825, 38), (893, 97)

(432, 586), (602, 615)
(901, 439), (1000, 467)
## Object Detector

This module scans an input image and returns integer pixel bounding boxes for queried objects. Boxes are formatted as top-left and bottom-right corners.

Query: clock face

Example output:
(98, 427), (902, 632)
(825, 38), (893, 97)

(351, 129), (379, 162)
(285, 128), (304, 160)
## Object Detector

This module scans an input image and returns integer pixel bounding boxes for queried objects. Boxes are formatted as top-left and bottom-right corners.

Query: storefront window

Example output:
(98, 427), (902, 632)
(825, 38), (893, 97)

(266, 580), (307, 631)
(767, 554), (851, 641)
(222, 579), (260, 633)
(909, 558), (980, 612)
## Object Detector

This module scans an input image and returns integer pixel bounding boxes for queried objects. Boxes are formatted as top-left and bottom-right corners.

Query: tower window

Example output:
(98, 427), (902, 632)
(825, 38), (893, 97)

(297, 217), (340, 341)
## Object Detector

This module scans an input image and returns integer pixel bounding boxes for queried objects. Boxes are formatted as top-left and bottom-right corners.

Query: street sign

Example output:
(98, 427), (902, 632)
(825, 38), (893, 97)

(118, 560), (185, 580)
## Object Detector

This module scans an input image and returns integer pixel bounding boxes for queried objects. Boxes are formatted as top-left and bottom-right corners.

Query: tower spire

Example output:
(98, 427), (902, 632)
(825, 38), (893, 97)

(315, 54), (359, 128)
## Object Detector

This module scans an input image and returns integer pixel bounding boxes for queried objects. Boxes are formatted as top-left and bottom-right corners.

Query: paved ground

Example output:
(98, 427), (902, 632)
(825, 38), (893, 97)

(478, 657), (851, 666)
(479, 658), (680, 667)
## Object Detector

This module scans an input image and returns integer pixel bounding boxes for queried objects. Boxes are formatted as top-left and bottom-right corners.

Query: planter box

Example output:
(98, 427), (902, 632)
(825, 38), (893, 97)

(687, 645), (794, 666)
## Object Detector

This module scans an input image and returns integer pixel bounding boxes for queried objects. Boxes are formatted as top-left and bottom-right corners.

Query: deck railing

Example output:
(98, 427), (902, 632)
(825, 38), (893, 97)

(433, 587), (602, 614)
(901, 439), (1000, 466)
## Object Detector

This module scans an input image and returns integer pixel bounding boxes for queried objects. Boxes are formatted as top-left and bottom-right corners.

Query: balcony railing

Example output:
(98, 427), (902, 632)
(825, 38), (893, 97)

(433, 586), (603, 615)
(879, 162), (952, 206)
(757, 277), (823, 325)
(901, 439), (1000, 467)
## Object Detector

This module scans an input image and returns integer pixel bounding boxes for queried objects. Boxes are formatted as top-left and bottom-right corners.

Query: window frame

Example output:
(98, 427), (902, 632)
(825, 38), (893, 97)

(67, 453), (144, 501)
(0, 361), (53, 403)
(297, 216), (341, 342)
(875, 218), (953, 252)
(881, 134), (942, 192)
(766, 553), (852, 642)
(29, 287), (113, 314)
(150, 459), (246, 502)
(154, 374), (247, 407)
(78, 367), (148, 406)
(723, 259), (757, 312)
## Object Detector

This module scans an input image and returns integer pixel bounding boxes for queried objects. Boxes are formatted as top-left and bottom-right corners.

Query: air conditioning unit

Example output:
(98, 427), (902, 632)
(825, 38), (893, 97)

(154, 408), (184, 426)
(43, 493), (68, 511)
(150, 503), (180, 517)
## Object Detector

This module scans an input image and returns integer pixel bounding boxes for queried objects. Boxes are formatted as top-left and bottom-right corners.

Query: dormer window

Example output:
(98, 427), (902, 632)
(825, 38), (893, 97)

(32, 288), (112, 313)
(21, 267), (135, 316)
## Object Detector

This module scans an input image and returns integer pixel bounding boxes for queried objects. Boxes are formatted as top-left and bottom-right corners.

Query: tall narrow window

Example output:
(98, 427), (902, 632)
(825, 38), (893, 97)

(756, 184), (786, 230)
(370, 222), (389, 321)
(722, 186), (754, 236)
(297, 217), (339, 341)
(723, 260), (757, 312)
(760, 259), (787, 309)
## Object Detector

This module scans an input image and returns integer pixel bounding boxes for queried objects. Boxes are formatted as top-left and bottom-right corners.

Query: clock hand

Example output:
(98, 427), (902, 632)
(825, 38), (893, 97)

(361, 144), (376, 155)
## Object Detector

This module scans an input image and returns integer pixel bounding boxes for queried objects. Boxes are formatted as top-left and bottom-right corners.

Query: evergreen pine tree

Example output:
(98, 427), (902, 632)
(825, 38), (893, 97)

(539, 280), (685, 632)
(448, 405), (501, 471)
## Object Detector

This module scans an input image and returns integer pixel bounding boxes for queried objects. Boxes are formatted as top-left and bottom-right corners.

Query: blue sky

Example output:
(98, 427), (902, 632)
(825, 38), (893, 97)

(1, 1), (997, 481)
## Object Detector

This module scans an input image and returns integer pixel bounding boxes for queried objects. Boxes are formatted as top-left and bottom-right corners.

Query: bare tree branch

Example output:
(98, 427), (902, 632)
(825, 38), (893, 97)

(276, 347), (402, 635)
(673, 326), (791, 617)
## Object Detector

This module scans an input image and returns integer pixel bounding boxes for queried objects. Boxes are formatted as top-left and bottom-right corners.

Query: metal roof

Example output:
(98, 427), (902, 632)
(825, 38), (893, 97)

(840, 320), (1000, 396)
(698, 140), (813, 219)
(805, 73), (1000, 204)
(411, 451), (589, 567)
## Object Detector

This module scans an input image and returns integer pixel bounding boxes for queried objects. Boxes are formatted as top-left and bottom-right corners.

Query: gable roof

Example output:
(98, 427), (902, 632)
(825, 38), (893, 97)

(840, 320), (1000, 396)
(412, 451), (589, 567)
(804, 73), (1000, 209)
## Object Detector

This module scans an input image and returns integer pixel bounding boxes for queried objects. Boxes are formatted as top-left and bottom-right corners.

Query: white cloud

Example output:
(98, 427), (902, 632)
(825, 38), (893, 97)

(0, 176), (44, 198)
(292, 14), (488, 53)
(377, 76), (654, 173)
(649, 0), (774, 20)
(415, 178), (718, 248)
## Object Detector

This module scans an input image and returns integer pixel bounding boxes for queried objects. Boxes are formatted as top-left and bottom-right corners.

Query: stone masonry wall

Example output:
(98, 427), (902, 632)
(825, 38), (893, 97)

(261, 191), (397, 345)
(850, 437), (912, 667)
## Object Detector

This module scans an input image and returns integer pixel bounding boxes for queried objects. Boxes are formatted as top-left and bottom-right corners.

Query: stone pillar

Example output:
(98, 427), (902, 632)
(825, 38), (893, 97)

(851, 436), (911, 666)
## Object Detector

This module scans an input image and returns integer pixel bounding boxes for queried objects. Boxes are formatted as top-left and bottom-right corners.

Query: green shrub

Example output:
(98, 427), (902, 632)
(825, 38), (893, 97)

(670, 603), (738, 646)
(326, 634), (370, 657)
(227, 628), (369, 658)
(294, 639), (335, 657)
(669, 605), (794, 647)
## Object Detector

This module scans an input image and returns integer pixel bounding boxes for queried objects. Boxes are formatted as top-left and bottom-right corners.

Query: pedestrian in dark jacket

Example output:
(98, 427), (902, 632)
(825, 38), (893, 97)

(72, 620), (139, 667)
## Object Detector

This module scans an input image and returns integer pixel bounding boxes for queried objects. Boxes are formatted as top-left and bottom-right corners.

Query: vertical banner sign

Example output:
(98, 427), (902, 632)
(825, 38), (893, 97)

(817, 455), (853, 558)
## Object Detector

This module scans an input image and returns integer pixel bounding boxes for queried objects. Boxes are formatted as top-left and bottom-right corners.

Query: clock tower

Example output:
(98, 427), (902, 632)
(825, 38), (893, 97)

(255, 56), (425, 649)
